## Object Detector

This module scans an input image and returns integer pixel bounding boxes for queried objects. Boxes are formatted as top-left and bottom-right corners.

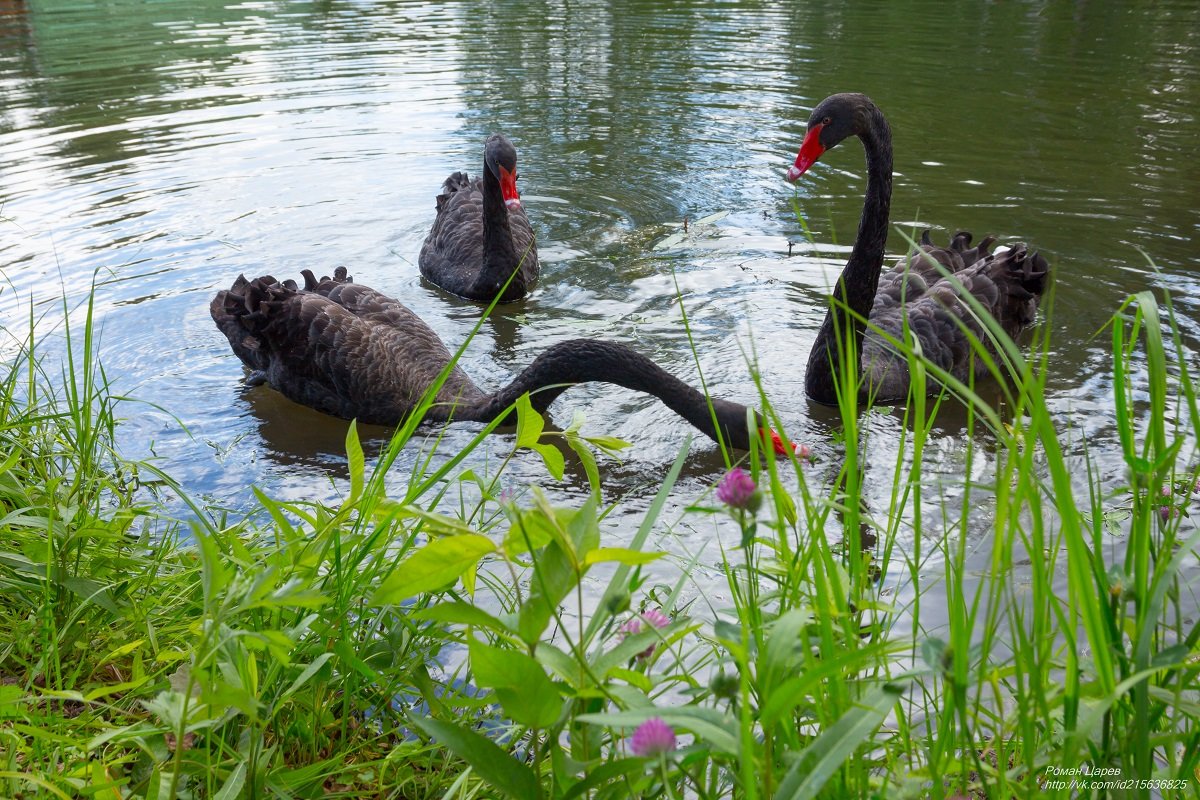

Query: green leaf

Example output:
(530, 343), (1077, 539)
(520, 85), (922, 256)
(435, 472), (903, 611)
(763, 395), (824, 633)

(277, 653), (334, 702)
(374, 503), (480, 536)
(774, 484), (798, 525)
(514, 394), (566, 479)
(534, 643), (583, 687)
(560, 757), (646, 800)
(583, 435), (632, 455)
(411, 601), (513, 634)
(565, 433), (602, 493)
(564, 410), (587, 434)
(251, 487), (298, 543)
(141, 690), (211, 731)
(213, 762), (247, 800)
(345, 420), (365, 502)
(334, 639), (384, 685)
(370, 534), (496, 604)
(207, 679), (261, 721)
(518, 540), (579, 645)
(583, 548), (665, 566)
(566, 493), (601, 556)
(503, 505), (569, 556)
(411, 716), (539, 800)
(774, 683), (906, 800)
(410, 662), (449, 718)
(579, 439), (690, 646)
(246, 629), (296, 665)
(84, 678), (150, 702)
(606, 667), (651, 692)
(503, 494), (592, 643)
(97, 639), (146, 666)
(469, 639), (562, 728)
(761, 608), (812, 690)
(533, 443), (565, 480)
(194, 528), (227, 606)
(759, 641), (891, 730)
(0, 685), (23, 719)
(591, 630), (666, 677)
(239, 577), (328, 613)
(514, 393), (544, 448)
(0, 772), (71, 800)
(61, 576), (122, 614)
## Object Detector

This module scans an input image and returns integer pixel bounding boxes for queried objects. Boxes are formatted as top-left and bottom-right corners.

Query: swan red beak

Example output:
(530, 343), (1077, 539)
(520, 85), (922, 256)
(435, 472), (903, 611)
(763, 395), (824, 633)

(787, 122), (826, 181)
(765, 429), (796, 456)
(498, 165), (521, 210)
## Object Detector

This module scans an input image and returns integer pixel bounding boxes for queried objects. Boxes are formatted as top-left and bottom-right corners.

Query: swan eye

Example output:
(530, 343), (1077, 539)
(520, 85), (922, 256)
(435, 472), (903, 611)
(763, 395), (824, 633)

(822, 116), (832, 126)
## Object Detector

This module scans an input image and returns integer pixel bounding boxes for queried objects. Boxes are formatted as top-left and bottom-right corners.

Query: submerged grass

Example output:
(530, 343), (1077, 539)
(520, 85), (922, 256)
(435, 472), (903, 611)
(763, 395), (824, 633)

(1, 254), (1199, 799)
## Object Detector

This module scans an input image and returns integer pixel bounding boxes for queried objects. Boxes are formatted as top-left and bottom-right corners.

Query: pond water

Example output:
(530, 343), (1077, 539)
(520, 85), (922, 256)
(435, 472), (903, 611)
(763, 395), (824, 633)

(2, 0), (1199, 610)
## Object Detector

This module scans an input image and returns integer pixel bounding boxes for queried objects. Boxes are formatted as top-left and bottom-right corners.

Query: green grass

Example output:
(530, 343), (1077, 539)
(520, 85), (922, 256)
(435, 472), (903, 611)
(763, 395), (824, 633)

(1, 258), (1198, 799)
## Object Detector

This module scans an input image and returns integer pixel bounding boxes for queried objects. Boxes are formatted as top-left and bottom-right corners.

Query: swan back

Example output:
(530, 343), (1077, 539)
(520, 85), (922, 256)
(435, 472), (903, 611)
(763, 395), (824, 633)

(211, 268), (483, 425)
(862, 234), (1050, 400)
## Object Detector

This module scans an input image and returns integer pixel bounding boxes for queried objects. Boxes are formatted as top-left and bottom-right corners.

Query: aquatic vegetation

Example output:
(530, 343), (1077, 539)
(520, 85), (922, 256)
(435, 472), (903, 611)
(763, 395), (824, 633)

(1, 276), (1198, 799)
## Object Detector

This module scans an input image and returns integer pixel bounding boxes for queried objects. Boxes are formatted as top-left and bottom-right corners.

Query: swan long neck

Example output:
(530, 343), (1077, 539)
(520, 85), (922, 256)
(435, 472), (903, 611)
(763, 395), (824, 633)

(805, 104), (893, 404)
(460, 339), (756, 448)
(476, 159), (521, 293)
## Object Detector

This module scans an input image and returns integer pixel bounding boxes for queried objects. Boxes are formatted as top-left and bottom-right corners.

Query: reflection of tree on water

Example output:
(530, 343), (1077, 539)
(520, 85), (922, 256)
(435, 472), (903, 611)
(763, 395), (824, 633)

(1, 1), (238, 171)
(0, 1), (28, 27)
(0, 0), (441, 178)
(0, 0), (34, 157)
(456, 0), (704, 232)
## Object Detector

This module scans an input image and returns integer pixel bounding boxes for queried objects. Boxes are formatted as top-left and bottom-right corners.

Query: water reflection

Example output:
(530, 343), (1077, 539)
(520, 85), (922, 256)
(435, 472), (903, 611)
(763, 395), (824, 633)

(241, 384), (386, 471)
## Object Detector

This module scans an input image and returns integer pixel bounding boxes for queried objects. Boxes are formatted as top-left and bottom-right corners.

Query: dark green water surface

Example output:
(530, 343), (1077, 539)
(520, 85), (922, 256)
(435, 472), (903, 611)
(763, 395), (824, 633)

(2, 1), (1198, 579)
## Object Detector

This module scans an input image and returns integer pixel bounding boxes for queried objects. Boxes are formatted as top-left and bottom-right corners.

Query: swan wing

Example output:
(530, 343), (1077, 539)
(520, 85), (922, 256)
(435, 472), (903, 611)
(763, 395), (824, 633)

(211, 274), (480, 425)
(419, 173), (486, 295)
(864, 243), (1049, 398)
(300, 267), (438, 335)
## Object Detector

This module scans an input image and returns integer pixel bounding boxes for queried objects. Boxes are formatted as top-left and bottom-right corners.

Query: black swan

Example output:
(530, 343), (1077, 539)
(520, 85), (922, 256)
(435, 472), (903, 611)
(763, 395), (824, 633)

(786, 93), (1050, 405)
(418, 134), (539, 303)
(211, 269), (787, 453)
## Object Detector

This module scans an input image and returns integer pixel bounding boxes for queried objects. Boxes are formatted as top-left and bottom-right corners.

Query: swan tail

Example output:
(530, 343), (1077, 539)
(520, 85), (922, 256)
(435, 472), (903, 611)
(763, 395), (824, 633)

(434, 171), (474, 212)
(299, 266), (353, 294)
(986, 244), (1052, 331)
(903, 229), (966, 276)
(900, 229), (1003, 281)
(953, 231), (997, 268)
(210, 274), (291, 372)
(212, 272), (349, 359)
(260, 267), (402, 333)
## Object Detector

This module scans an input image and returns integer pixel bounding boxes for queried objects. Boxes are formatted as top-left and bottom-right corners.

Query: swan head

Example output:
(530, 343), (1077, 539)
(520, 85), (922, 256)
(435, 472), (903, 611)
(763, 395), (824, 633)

(485, 133), (523, 210)
(787, 93), (878, 181)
